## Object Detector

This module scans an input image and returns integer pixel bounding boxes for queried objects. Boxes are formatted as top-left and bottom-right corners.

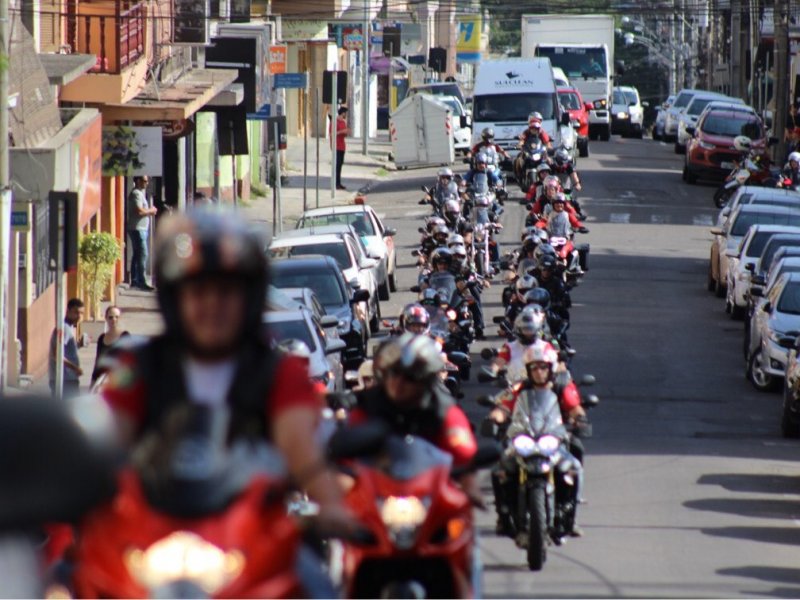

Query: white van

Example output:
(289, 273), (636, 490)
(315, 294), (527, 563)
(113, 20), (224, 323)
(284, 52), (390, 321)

(471, 58), (561, 155)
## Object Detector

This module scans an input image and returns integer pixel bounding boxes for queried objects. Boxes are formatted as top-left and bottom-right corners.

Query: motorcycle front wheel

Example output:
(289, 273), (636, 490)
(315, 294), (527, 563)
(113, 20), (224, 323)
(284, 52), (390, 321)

(526, 483), (548, 571)
(713, 186), (733, 208)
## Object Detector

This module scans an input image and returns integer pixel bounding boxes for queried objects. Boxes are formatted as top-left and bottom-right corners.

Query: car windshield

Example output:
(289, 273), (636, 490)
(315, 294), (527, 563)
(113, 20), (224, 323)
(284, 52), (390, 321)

(474, 93), (556, 122)
(272, 266), (346, 306)
(777, 282), (800, 314)
(673, 92), (694, 109)
(701, 113), (763, 138)
(731, 212), (800, 236)
(266, 317), (317, 351)
(300, 213), (376, 236)
(272, 242), (351, 270)
(537, 46), (607, 77)
(612, 90), (625, 104)
(745, 231), (780, 258)
(687, 98), (714, 116)
(761, 238), (800, 272)
(439, 99), (463, 115)
(559, 91), (581, 110)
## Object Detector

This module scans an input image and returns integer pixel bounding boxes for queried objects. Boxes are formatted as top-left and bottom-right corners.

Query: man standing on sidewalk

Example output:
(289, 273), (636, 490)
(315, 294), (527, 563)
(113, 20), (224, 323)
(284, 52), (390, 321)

(49, 298), (86, 398)
(127, 176), (158, 291)
(330, 106), (351, 190)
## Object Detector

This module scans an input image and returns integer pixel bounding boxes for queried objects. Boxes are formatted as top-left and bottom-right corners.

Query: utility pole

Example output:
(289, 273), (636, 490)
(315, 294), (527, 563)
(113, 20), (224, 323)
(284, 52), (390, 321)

(731, 0), (742, 98)
(361, 0), (370, 156)
(774, 0), (790, 162)
(0, 0), (10, 391)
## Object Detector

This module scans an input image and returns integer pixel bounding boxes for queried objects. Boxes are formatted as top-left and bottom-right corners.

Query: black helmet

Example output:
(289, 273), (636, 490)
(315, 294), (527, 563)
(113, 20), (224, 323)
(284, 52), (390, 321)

(400, 303), (431, 335)
(154, 208), (268, 346)
(554, 147), (571, 166)
(430, 247), (453, 268)
(524, 287), (551, 310)
(537, 253), (558, 272)
(481, 127), (495, 141)
(534, 243), (557, 262)
(522, 235), (537, 254)
(375, 332), (444, 384)
(515, 305), (547, 343)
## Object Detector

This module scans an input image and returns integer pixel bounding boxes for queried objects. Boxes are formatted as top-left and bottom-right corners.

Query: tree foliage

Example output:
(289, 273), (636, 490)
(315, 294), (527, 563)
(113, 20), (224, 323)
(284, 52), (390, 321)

(79, 233), (121, 320)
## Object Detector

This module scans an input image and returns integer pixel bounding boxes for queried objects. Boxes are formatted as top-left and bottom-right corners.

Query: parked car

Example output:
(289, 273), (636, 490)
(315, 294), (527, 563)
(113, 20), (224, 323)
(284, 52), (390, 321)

(747, 272), (800, 392)
(675, 94), (742, 154)
(433, 95), (472, 153)
(724, 225), (800, 318)
(276, 286), (338, 328)
(709, 205), (800, 297)
(557, 86), (590, 157)
(777, 306), (800, 436)
(716, 186), (800, 227)
(652, 95), (675, 140)
(684, 108), (768, 182)
(406, 82), (465, 106)
(552, 67), (570, 87)
(663, 88), (724, 142)
(271, 256), (370, 369)
(610, 86), (646, 138)
(270, 229), (381, 332)
(264, 308), (347, 392)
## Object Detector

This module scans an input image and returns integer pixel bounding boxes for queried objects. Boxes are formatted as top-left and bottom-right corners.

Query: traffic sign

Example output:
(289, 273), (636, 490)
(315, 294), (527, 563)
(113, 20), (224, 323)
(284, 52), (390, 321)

(273, 73), (308, 89)
(247, 103), (271, 120)
(11, 211), (28, 229)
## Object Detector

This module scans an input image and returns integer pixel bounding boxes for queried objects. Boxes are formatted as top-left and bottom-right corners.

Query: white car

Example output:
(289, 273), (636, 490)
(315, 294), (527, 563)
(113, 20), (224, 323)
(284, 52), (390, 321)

(269, 232), (382, 332)
(435, 95), (472, 153)
(610, 86), (646, 138)
(725, 224), (800, 318)
(663, 88), (724, 142)
(296, 204), (398, 301)
(676, 94), (741, 153)
(716, 186), (800, 227)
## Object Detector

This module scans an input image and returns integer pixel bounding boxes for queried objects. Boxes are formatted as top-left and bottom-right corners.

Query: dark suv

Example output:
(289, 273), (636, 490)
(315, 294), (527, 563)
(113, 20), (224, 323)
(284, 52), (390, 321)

(684, 108), (767, 182)
(272, 256), (369, 369)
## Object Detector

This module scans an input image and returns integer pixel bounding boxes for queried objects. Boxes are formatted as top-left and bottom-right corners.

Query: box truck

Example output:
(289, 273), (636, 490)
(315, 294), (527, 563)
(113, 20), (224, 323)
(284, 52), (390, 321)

(521, 14), (615, 141)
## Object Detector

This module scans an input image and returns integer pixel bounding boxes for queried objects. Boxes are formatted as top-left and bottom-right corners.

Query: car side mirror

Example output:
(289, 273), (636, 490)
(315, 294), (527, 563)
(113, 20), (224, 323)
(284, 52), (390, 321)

(492, 315), (506, 324)
(685, 126), (695, 135)
(726, 249), (739, 258)
(360, 258), (379, 269)
(744, 263), (755, 272)
(325, 338), (347, 354)
(460, 115), (470, 129)
(721, 207), (730, 217)
(349, 278), (361, 290)
(351, 289), (370, 303)
(560, 112), (571, 126)
(778, 336), (796, 349)
(384, 227), (397, 237)
(642, 101), (649, 107)
(572, 120), (581, 129)
(762, 302), (772, 313)
(710, 227), (725, 236)
(320, 315), (339, 328)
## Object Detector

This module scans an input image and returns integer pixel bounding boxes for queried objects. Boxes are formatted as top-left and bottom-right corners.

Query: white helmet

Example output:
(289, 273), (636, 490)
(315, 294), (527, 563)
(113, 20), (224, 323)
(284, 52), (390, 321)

(447, 233), (465, 247)
(789, 152), (800, 164)
(438, 167), (454, 178)
(522, 340), (559, 373)
(733, 135), (752, 153)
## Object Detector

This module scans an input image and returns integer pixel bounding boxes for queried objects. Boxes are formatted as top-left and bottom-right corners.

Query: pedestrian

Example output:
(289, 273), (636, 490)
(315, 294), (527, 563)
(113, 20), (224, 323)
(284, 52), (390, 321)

(786, 102), (800, 156)
(329, 106), (351, 190)
(90, 305), (130, 387)
(49, 298), (86, 398)
(127, 175), (158, 291)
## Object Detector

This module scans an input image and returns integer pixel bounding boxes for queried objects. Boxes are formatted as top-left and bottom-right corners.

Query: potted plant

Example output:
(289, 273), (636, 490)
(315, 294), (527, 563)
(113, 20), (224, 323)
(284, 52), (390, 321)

(78, 232), (121, 320)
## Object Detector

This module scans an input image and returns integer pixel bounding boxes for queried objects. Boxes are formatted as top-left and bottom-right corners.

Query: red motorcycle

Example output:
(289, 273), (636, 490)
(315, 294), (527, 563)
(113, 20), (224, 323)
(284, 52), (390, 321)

(333, 434), (497, 598)
(72, 407), (307, 599)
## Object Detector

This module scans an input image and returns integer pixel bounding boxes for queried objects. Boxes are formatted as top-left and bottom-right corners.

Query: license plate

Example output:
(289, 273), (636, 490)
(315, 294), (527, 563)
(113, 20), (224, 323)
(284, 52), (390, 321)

(721, 161), (735, 169)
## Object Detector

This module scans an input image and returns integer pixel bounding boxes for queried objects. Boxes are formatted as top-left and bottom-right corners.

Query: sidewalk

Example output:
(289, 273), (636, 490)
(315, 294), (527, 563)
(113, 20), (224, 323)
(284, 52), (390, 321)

(19, 133), (396, 395)
(240, 131), (396, 231)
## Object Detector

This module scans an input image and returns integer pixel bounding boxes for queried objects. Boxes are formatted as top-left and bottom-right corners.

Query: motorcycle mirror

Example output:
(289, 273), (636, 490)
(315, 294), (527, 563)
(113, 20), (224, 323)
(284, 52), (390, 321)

(475, 394), (496, 408)
(327, 421), (390, 461)
(411, 249), (421, 256)
(480, 347), (497, 360)
(477, 367), (499, 383)
(579, 374), (596, 387)
(583, 394), (600, 408)
(492, 315), (506, 324)
(417, 227), (426, 234)
(421, 185), (429, 193)
(778, 336), (796, 349)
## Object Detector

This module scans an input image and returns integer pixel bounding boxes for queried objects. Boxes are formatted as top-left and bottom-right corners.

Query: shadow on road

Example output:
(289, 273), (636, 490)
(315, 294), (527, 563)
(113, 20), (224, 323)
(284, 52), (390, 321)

(716, 566), (800, 598)
(700, 525), (800, 546)
(684, 497), (800, 520)
(698, 472), (800, 494)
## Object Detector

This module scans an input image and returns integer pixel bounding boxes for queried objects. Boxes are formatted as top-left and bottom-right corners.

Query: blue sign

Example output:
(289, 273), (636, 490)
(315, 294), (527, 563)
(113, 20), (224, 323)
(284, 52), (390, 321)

(247, 103), (271, 121)
(274, 73), (308, 89)
(11, 211), (27, 228)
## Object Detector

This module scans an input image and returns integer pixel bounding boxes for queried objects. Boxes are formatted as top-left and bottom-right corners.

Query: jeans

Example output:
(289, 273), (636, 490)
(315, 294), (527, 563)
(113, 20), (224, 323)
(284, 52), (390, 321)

(127, 229), (149, 287)
(336, 150), (345, 186)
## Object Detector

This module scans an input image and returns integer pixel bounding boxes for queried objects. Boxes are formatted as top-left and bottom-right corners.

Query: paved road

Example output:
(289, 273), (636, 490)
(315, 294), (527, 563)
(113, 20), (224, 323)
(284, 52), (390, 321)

(361, 138), (800, 598)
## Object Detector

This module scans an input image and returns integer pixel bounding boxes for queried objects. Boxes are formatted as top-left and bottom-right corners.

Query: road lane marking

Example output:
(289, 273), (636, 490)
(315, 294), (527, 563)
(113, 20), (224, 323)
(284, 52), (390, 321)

(651, 214), (668, 224)
(403, 209), (430, 217)
(609, 213), (631, 223)
(693, 214), (714, 226)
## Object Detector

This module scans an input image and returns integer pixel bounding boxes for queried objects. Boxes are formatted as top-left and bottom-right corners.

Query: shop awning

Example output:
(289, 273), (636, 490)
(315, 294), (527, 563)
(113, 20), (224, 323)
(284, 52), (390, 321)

(100, 68), (239, 122)
(38, 53), (97, 86)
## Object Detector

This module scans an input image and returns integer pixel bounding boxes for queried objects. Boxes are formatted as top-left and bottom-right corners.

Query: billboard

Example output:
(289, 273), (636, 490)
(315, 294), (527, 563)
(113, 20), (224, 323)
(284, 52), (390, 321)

(457, 15), (482, 63)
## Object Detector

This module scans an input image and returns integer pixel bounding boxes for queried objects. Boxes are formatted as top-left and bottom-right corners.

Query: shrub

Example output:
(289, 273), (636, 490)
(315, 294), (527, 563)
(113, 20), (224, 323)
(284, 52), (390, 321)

(79, 232), (121, 319)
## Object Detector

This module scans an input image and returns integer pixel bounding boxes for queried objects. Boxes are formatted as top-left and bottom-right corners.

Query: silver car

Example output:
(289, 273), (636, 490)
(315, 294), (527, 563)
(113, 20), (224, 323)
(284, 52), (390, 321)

(747, 272), (800, 392)
(716, 186), (800, 227)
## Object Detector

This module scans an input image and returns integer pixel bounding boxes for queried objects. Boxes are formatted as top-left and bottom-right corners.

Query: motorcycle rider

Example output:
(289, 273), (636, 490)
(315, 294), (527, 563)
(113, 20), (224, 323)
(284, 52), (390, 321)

(552, 147), (585, 217)
(469, 127), (511, 165)
(487, 342), (584, 537)
(519, 112), (553, 151)
(423, 167), (460, 210)
(398, 303), (432, 336)
(443, 198), (468, 234)
(536, 193), (587, 233)
(463, 152), (503, 189)
(348, 333), (481, 498)
(782, 151), (800, 189)
(100, 209), (359, 546)
(525, 163), (554, 204)
(450, 243), (486, 340)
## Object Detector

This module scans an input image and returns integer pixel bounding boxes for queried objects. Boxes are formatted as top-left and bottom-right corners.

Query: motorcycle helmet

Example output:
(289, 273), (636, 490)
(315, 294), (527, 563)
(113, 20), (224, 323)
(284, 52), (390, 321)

(524, 287), (551, 310)
(426, 216), (446, 233)
(552, 192), (567, 207)
(522, 235), (538, 255)
(154, 208), (268, 348)
(433, 224), (451, 245)
(447, 233), (465, 248)
(515, 305), (547, 343)
(520, 226), (538, 242)
(543, 175), (561, 191)
(536, 163), (552, 179)
(356, 359), (375, 390)
(789, 151), (800, 166)
(534, 243), (557, 262)
(444, 199), (461, 225)
(430, 247), (453, 269)
(515, 274), (538, 301)
(554, 147), (571, 166)
(481, 127), (495, 141)
(475, 152), (489, 166)
(451, 244), (469, 269)
(537, 253), (558, 273)
(438, 167), (454, 179)
(522, 340), (559, 377)
(374, 332), (444, 384)
(528, 112), (543, 128)
(399, 303), (431, 335)
(532, 228), (549, 246)
(733, 135), (752, 153)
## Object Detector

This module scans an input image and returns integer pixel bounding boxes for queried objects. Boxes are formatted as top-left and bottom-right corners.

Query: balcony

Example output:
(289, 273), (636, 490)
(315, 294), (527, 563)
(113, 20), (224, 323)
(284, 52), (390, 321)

(59, 0), (150, 105)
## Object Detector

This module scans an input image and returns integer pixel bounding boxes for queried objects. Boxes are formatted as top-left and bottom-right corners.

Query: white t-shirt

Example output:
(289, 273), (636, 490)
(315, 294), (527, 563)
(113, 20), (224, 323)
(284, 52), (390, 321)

(183, 358), (237, 407)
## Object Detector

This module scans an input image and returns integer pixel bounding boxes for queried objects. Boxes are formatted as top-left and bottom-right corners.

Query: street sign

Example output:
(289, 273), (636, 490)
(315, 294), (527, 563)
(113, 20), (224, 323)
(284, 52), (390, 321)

(273, 72), (308, 89)
(343, 25), (364, 50)
(247, 103), (271, 120)
(269, 45), (287, 74)
(11, 211), (28, 231)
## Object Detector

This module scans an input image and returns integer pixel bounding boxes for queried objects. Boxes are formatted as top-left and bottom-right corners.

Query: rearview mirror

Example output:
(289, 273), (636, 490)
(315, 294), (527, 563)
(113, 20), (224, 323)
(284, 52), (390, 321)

(475, 395), (496, 408)
(778, 336), (796, 349)
(685, 126), (696, 135)
(725, 249), (739, 258)
(762, 302), (772, 313)
(410, 285), (421, 293)
(710, 227), (725, 236)
(349, 278), (361, 290)
(642, 101), (649, 107)
(583, 394), (600, 408)
(579, 374), (596, 386)
(477, 367), (499, 383)
(584, 102), (594, 112)
(384, 227), (397, 237)
(351, 289), (370, 303)
(560, 112), (571, 127)
(745, 263), (754, 272)
(492, 315), (506, 324)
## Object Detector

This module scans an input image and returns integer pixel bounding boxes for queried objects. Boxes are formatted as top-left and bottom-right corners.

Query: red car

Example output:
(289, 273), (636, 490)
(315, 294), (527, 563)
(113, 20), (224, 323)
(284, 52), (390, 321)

(558, 86), (591, 157)
(684, 108), (769, 183)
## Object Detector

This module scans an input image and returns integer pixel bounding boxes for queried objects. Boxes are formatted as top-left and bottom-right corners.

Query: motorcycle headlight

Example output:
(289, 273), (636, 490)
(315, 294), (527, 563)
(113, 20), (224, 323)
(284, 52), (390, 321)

(512, 434), (537, 457)
(532, 153), (541, 161)
(537, 434), (561, 455)
(379, 496), (429, 549)
(124, 531), (244, 594)
(768, 329), (785, 345)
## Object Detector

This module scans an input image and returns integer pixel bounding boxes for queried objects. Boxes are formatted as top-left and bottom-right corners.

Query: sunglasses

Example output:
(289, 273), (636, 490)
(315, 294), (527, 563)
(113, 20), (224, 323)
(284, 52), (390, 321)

(529, 363), (551, 371)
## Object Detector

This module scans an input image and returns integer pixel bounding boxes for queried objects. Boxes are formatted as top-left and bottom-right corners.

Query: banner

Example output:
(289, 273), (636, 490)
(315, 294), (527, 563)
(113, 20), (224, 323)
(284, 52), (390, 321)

(457, 15), (482, 63)
(269, 45), (287, 74)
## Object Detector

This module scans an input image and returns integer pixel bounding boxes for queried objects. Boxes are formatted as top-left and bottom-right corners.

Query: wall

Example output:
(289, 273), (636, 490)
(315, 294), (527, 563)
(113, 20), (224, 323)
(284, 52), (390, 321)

(19, 280), (56, 379)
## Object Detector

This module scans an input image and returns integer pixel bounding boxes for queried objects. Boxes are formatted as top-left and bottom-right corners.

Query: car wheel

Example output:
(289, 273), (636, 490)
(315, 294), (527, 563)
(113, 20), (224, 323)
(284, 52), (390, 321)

(730, 304), (745, 320)
(578, 139), (589, 158)
(600, 127), (610, 142)
(370, 302), (381, 334)
(683, 165), (698, 184)
(781, 387), (800, 437)
(748, 348), (780, 392)
(388, 258), (398, 292)
(635, 126), (643, 139)
(653, 130), (662, 141)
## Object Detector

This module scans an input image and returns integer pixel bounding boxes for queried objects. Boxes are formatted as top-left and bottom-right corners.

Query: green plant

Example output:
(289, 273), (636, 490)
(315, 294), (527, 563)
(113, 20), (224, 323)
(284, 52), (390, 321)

(79, 232), (121, 319)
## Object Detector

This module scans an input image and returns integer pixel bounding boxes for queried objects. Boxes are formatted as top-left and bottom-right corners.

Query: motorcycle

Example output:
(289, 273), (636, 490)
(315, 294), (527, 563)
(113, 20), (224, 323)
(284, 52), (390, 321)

(514, 141), (549, 193)
(473, 222), (501, 278)
(713, 151), (779, 208)
(72, 406), (311, 598)
(331, 433), (499, 598)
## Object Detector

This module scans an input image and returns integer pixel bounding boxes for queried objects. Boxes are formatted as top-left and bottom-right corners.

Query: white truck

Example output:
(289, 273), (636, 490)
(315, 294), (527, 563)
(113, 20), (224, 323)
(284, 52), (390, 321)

(521, 14), (615, 141)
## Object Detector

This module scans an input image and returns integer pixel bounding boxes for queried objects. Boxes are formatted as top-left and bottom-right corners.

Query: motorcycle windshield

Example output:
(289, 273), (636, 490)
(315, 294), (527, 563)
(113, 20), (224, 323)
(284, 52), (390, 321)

(473, 173), (490, 195)
(508, 388), (566, 439)
(428, 272), (458, 305)
(427, 309), (451, 336)
(547, 212), (572, 238)
(361, 435), (453, 480)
